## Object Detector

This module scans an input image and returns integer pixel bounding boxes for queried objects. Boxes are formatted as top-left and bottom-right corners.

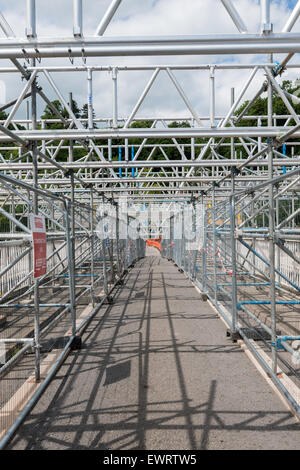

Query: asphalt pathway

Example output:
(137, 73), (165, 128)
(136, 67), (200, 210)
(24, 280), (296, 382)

(7, 254), (300, 450)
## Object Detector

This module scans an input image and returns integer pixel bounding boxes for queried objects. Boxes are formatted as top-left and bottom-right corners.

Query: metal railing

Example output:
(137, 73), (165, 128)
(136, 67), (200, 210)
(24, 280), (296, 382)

(0, 175), (145, 446)
(161, 189), (300, 420)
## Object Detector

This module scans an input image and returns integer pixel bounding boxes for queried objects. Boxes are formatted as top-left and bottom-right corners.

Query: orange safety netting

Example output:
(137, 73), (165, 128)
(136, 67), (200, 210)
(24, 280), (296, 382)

(146, 236), (162, 252)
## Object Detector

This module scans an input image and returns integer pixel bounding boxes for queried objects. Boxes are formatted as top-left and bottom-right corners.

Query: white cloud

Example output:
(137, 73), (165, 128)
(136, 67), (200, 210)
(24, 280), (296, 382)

(0, 0), (298, 122)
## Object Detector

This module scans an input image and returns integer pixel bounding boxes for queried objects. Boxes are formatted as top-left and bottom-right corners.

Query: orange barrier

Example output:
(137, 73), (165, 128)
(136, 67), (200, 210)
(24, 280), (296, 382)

(146, 237), (162, 252)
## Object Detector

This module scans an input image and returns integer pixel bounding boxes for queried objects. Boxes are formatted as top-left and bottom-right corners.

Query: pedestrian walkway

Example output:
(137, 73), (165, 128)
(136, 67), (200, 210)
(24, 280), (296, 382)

(7, 255), (300, 450)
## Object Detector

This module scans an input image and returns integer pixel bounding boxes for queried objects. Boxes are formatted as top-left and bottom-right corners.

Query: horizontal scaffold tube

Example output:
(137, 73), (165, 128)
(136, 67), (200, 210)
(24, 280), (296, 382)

(1, 33), (300, 57)
(0, 159), (299, 171)
(0, 126), (300, 141)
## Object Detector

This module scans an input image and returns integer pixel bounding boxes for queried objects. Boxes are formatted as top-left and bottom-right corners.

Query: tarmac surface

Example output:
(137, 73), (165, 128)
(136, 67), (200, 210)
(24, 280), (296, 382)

(7, 251), (300, 450)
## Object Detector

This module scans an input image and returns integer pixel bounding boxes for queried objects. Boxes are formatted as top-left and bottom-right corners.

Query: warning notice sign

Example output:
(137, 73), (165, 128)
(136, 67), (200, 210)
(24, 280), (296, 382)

(30, 214), (47, 279)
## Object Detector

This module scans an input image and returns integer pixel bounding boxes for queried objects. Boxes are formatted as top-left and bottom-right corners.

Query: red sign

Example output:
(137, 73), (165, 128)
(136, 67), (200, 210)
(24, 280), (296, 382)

(30, 215), (47, 279)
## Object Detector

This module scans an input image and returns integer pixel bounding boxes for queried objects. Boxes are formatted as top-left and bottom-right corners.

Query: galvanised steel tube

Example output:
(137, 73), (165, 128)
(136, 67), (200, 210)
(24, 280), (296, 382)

(95, 0), (123, 36)
(90, 189), (95, 306)
(0, 240), (108, 382)
(212, 188), (218, 303)
(4, 35), (300, 58)
(0, 159), (298, 170)
(73, 0), (83, 38)
(0, 11), (15, 38)
(221, 0), (248, 33)
(238, 238), (300, 292)
(238, 301), (300, 306)
(275, 239), (300, 266)
(265, 67), (300, 125)
(2, 32), (300, 48)
(31, 59), (41, 383)
(166, 68), (204, 128)
(0, 240), (69, 304)
(65, 200), (76, 336)
(202, 211), (208, 293)
(124, 68), (160, 128)
(0, 206), (31, 234)
(0, 304), (70, 308)
(276, 207), (300, 230)
(0, 246), (31, 279)
(87, 68), (94, 129)
(230, 171), (238, 334)
(261, 0), (272, 33)
(273, 175), (300, 200)
(115, 202), (122, 278)
(26, 0), (36, 39)
(282, 0), (300, 32)
(0, 63), (284, 73)
(238, 167), (300, 196)
(112, 67), (118, 129)
(4, 70), (38, 128)
(3, 127), (300, 142)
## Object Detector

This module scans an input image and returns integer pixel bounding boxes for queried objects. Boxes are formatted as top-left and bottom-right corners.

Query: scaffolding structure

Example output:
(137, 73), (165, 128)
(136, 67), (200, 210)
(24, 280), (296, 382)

(0, 0), (300, 448)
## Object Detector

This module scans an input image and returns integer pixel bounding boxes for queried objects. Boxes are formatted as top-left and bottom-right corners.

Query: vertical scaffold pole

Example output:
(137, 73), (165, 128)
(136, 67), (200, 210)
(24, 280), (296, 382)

(69, 94), (76, 316)
(30, 45), (41, 382)
(191, 197), (197, 280)
(65, 201), (76, 336)
(102, 199), (109, 296)
(231, 88), (235, 159)
(203, 199), (208, 294)
(26, 0), (36, 38)
(212, 186), (217, 302)
(119, 147), (122, 178)
(87, 69), (94, 129)
(268, 51), (278, 374)
(108, 235), (115, 286)
(73, 0), (83, 37)
(181, 206), (185, 269)
(115, 201), (122, 278)
(112, 67), (118, 128)
(90, 187), (95, 306)
(210, 66), (216, 128)
(230, 168), (238, 335)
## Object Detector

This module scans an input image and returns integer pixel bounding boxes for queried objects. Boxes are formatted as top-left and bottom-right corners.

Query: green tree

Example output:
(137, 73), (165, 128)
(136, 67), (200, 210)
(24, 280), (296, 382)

(81, 103), (97, 129)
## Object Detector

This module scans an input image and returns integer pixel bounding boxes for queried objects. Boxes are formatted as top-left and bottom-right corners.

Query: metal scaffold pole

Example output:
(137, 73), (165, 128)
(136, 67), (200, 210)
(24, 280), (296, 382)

(66, 200), (76, 336)
(31, 51), (41, 383)
(212, 186), (217, 303)
(230, 168), (238, 336)
(268, 51), (278, 374)
(1, 0), (300, 447)
(90, 187), (95, 306)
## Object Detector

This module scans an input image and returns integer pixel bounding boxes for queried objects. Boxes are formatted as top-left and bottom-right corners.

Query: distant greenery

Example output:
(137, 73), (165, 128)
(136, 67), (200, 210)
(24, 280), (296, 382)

(1, 79), (300, 230)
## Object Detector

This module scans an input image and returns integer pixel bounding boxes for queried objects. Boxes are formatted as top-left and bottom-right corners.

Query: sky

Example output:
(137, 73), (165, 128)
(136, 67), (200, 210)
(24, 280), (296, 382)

(0, 0), (298, 123)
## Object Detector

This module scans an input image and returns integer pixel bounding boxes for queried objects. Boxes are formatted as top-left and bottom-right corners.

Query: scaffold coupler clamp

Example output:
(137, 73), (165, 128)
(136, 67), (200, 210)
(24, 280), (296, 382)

(231, 166), (241, 176)
(272, 62), (284, 77)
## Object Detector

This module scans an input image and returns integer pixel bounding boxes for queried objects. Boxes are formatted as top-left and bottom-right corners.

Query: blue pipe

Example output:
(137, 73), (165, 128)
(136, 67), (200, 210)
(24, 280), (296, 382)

(119, 147), (122, 178)
(278, 335), (300, 341)
(282, 144), (286, 174)
(238, 300), (300, 310)
(272, 335), (300, 351)
(217, 282), (271, 287)
(0, 304), (70, 309)
(57, 274), (99, 278)
(206, 272), (250, 276)
(131, 146), (135, 178)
